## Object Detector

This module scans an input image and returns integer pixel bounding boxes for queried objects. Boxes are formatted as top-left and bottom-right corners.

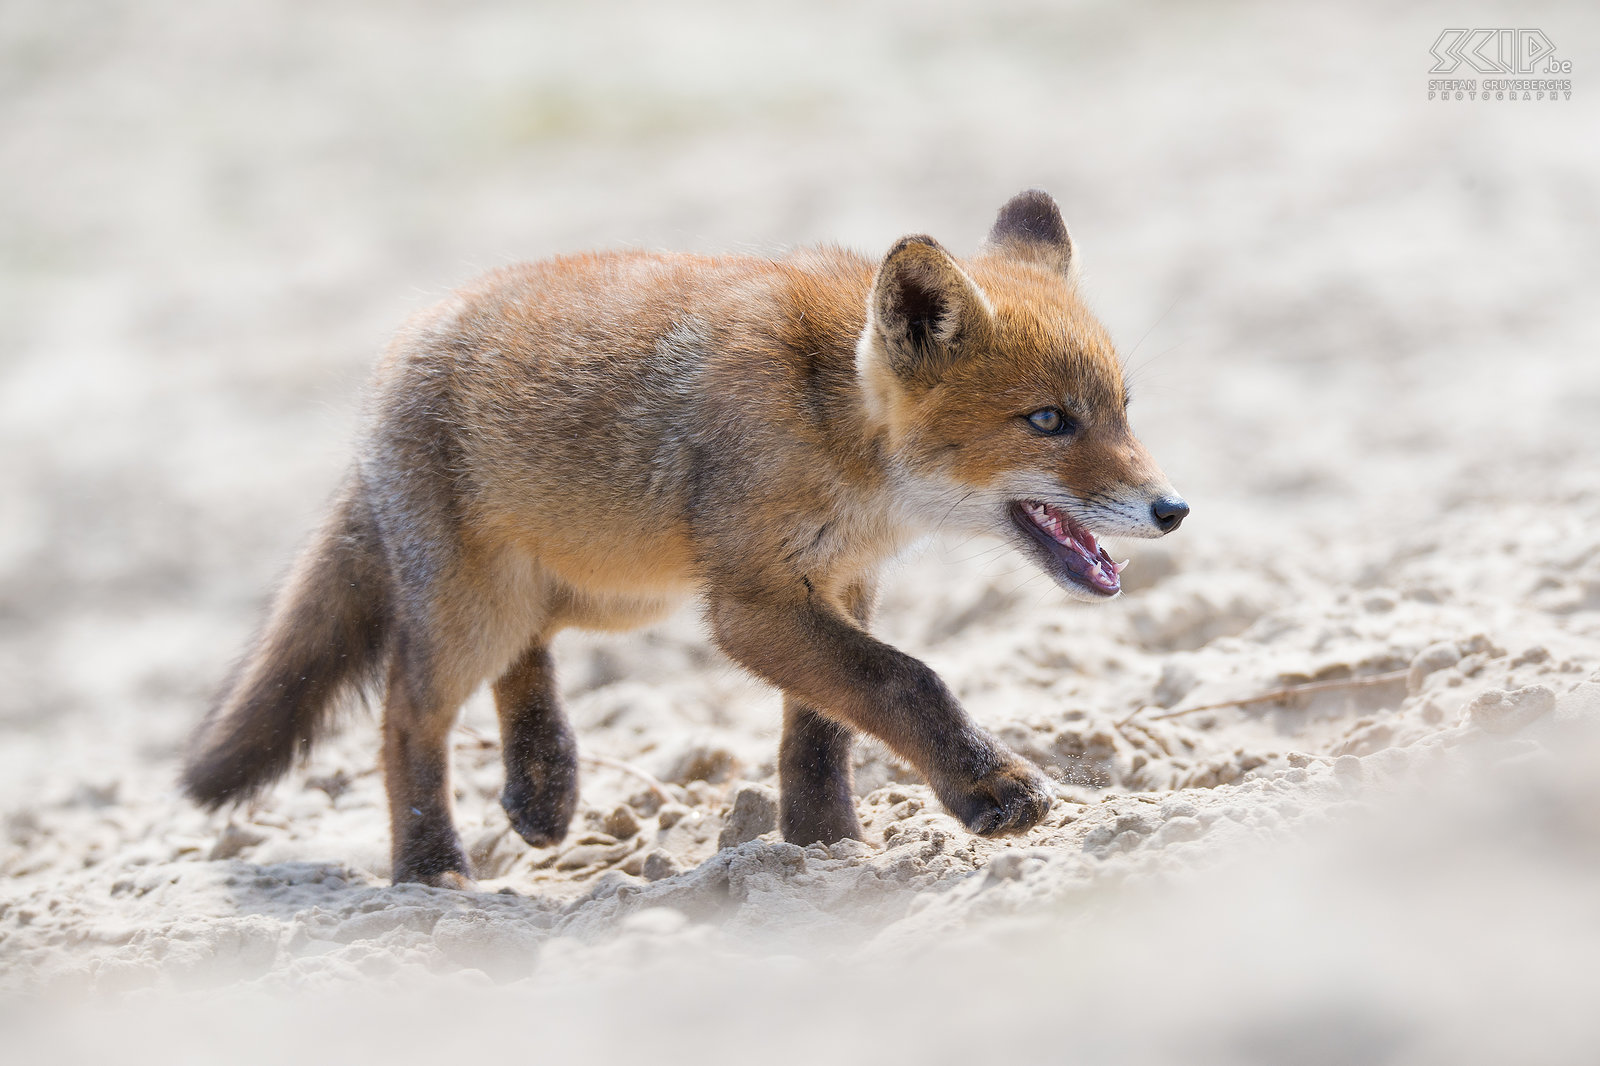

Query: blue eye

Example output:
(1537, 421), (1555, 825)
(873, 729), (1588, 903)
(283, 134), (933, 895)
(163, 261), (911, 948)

(1025, 408), (1075, 436)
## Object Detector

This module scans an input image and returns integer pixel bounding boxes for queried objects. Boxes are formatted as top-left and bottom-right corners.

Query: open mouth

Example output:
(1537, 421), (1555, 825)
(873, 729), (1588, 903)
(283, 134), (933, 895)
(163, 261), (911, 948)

(1009, 500), (1126, 597)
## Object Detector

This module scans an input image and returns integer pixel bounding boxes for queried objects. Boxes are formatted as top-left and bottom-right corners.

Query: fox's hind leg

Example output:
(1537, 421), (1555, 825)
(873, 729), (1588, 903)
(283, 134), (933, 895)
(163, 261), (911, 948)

(383, 640), (477, 888)
(364, 357), (556, 886)
(493, 641), (578, 848)
(383, 577), (541, 886)
(777, 578), (874, 845)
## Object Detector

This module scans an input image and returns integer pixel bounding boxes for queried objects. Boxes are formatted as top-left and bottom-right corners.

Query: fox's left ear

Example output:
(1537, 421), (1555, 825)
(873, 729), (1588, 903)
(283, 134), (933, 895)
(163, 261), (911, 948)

(867, 235), (993, 387)
(981, 188), (1077, 279)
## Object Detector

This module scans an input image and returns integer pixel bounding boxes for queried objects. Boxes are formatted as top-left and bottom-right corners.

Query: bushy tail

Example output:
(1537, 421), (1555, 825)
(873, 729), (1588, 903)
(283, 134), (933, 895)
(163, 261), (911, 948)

(182, 476), (391, 809)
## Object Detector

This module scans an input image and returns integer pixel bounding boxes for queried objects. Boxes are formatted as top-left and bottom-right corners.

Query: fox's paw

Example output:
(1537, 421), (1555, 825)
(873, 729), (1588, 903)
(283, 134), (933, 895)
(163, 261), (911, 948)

(941, 755), (1054, 837)
(392, 831), (473, 889)
(392, 866), (475, 891)
(780, 796), (864, 847)
(501, 773), (578, 849)
(425, 869), (478, 892)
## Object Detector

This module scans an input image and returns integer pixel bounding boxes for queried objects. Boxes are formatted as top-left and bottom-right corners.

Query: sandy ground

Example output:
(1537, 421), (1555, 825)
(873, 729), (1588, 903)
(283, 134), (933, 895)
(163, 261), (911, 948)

(3, 0), (1600, 1061)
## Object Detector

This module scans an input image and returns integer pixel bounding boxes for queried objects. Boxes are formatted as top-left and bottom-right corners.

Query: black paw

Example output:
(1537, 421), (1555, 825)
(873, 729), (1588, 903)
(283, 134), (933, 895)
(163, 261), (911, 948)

(940, 755), (1054, 837)
(501, 771), (578, 849)
(392, 827), (473, 887)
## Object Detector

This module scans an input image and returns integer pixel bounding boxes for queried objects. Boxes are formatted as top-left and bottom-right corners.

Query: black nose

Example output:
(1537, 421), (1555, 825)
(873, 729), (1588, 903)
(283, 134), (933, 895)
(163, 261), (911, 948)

(1151, 495), (1189, 533)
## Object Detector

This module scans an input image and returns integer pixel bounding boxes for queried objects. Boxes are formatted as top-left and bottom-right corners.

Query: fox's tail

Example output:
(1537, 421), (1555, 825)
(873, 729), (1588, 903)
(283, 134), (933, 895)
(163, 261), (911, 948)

(182, 475), (392, 809)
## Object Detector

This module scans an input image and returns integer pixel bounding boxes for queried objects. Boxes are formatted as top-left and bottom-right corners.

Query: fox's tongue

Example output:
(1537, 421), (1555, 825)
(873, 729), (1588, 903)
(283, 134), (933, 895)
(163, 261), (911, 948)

(1019, 500), (1122, 593)
(1060, 546), (1118, 590)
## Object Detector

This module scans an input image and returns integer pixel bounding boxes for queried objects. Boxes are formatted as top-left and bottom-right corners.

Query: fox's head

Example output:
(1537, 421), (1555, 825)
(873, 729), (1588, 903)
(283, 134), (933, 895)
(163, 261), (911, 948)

(857, 188), (1188, 602)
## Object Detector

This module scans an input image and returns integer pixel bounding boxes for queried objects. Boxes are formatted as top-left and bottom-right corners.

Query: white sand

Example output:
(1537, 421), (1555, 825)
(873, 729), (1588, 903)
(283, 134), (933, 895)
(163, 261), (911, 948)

(3, 1), (1600, 1060)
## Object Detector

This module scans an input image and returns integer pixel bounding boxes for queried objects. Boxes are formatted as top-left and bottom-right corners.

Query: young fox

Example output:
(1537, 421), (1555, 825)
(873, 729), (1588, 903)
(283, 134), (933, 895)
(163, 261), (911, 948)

(183, 189), (1188, 887)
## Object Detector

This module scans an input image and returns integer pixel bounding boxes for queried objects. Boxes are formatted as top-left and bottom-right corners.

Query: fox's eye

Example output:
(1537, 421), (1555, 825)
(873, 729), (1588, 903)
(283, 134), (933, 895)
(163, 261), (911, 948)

(1025, 408), (1075, 436)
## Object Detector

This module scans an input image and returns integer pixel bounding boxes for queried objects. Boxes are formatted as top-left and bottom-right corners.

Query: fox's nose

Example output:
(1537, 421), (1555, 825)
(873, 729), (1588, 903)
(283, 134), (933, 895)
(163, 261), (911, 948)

(1151, 495), (1189, 534)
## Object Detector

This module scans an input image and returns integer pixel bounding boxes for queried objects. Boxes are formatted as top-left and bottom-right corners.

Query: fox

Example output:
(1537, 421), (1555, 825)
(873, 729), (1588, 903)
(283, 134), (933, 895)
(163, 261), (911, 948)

(182, 189), (1188, 888)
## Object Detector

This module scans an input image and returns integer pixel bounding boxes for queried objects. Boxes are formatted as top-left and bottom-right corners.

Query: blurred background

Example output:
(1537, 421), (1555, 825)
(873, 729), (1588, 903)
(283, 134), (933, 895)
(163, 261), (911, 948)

(3, 0), (1597, 760)
(3, 0), (1600, 1060)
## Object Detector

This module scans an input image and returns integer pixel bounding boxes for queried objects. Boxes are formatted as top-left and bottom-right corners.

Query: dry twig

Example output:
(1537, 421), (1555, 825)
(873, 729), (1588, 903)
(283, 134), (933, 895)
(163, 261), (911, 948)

(578, 751), (677, 805)
(1127, 668), (1410, 724)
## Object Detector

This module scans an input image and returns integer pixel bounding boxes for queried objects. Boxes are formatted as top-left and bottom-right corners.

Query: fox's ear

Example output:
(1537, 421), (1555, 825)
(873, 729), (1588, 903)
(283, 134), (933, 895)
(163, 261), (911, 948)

(982, 188), (1076, 278)
(868, 235), (992, 386)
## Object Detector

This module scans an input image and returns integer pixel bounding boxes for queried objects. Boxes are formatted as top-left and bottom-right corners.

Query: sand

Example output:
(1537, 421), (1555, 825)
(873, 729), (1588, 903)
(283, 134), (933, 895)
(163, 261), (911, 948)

(3, 1), (1600, 1061)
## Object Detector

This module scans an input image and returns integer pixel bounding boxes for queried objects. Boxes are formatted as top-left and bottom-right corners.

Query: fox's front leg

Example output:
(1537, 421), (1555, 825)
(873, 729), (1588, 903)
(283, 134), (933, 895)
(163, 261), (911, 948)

(709, 585), (1053, 839)
(779, 699), (861, 845)
(776, 577), (876, 845)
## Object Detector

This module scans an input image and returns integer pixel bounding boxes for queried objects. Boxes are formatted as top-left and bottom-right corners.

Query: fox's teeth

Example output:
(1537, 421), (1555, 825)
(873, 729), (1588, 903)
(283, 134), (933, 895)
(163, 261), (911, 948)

(1016, 500), (1123, 592)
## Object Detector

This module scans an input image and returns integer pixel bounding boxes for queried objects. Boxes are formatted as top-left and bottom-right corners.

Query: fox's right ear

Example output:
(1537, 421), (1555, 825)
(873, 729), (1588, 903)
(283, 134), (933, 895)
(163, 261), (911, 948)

(981, 188), (1077, 279)
(867, 235), (992, 387)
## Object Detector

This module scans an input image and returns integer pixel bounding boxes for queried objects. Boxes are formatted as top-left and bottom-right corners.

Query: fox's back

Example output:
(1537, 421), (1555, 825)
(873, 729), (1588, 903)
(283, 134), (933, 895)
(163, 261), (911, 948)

(370, 248), (876, 595)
